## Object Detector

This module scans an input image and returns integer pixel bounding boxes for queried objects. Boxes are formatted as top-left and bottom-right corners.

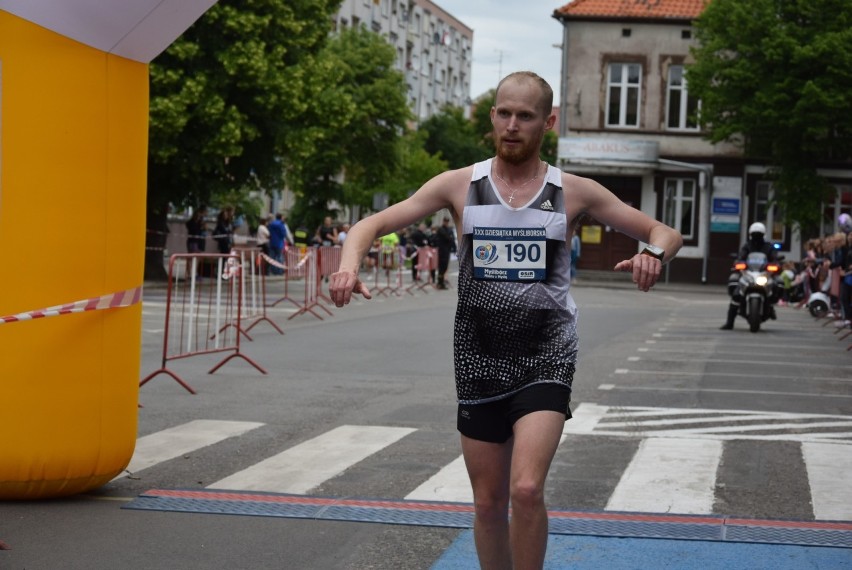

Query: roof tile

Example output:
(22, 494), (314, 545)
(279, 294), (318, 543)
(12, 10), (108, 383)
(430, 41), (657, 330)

(554, 0), (707, 20)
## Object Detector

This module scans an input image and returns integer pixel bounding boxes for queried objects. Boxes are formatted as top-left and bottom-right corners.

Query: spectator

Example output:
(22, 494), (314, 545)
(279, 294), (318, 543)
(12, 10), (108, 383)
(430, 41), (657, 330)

(293, 224), (310, 255)
(268, 214), (288, 275)
(213, 207), (235, 254)
(338, 223), (351, 246)
(256, 216), (271, 274)
(185, 207), (207, 253)
(435, 217), (457, 290)
(316, 216), (339, 247)
(379, 232), (400, 270)
(841, 232), (852, 324)
(570, 233), (581, 281)
(408, 222), (430, 281)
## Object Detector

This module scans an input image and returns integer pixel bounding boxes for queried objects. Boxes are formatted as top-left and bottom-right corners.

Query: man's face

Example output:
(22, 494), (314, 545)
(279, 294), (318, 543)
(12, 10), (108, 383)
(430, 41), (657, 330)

(491, 79), (553, 164)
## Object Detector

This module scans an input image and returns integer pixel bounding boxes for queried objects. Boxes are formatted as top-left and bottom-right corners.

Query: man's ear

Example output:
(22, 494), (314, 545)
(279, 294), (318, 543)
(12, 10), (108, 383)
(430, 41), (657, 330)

(545, 112), (557, 131)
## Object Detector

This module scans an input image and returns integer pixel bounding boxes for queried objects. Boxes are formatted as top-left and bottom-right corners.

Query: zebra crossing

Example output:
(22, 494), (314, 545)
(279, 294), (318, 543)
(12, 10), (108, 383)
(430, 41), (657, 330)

(112, 403), (852, 523)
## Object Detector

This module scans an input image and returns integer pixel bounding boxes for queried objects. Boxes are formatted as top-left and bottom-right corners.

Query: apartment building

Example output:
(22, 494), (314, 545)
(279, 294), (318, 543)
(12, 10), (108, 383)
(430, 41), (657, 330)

(333, 0), (474, 122)
(553, 0), (851, 284)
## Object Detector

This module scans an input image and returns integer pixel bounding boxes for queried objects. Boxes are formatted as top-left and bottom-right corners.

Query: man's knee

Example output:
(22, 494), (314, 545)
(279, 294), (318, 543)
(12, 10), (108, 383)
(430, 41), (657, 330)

(510, 479), (545, 511)
(473, 492), (510, 522)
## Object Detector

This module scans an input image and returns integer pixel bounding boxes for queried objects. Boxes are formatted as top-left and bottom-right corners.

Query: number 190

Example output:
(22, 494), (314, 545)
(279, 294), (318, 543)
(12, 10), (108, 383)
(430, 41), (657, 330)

(504, 243), (541, 262)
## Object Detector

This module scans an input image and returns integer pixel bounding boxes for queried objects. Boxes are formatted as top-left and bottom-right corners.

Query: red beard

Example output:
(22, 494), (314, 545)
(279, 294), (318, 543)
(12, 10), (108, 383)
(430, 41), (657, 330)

(495, 134), (538, 164)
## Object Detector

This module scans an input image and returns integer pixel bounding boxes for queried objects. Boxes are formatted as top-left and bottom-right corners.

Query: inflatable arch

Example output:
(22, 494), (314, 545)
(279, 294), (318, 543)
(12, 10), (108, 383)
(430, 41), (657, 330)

(0, 0), (216, 499)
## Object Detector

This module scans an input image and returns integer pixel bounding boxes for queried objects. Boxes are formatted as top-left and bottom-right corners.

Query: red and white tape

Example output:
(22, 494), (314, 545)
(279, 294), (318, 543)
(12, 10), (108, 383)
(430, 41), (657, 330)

(259, 253), (289, 270)
(0, 286), (142, 325)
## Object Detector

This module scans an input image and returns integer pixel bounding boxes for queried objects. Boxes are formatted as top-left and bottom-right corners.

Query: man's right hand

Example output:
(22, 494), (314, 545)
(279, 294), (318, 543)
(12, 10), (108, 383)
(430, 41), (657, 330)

(330, 270), (372, 307)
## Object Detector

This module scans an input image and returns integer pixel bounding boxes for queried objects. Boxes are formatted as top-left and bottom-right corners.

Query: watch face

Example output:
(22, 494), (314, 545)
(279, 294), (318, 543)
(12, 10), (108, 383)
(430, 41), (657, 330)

(644, 245), (664, 259)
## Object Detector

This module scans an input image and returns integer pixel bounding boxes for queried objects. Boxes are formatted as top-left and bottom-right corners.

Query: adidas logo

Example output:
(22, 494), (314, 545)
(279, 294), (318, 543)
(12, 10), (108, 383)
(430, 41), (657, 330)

(540, 199), (554, 211)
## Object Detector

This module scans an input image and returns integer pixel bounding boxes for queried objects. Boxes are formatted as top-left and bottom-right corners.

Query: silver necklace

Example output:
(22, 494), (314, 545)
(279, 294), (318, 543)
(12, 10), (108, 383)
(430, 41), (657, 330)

(493, 162), (544, 204)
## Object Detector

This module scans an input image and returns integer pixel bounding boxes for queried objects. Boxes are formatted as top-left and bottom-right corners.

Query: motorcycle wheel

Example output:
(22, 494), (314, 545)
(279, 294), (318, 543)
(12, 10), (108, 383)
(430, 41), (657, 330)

(748, 297), (762, 332)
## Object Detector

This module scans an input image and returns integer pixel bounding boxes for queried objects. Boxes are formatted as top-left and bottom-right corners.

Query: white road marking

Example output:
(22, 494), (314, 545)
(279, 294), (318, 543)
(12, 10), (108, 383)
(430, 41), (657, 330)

(209, 425), (415, 494)
(406, 455), (472, 503)
(114, 420), (264, 481)
(605, 437), (722, 515)
(565, 403), (609, 434)
(564, 404), (852, 443)
(600, 384), (852, 401)
(612, 369), (850, 382)
(802, 442), (852, 520)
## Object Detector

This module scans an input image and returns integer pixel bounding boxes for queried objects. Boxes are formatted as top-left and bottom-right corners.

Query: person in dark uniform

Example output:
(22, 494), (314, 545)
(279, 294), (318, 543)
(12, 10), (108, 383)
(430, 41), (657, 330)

(720, 222), (779, 330)
(435, 217), (457, 289)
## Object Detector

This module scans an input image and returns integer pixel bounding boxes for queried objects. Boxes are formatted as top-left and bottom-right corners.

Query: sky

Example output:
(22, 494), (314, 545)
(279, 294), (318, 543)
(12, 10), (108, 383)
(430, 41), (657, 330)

(434, 0), (567, 101)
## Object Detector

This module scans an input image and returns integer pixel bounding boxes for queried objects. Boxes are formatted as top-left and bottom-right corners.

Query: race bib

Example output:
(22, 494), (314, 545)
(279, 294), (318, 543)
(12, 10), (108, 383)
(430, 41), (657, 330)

(472, 226), (546, 281)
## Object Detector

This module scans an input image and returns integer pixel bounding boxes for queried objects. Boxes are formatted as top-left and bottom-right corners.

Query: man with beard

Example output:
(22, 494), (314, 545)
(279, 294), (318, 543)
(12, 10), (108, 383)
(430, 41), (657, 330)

(330, 71), (682, 569)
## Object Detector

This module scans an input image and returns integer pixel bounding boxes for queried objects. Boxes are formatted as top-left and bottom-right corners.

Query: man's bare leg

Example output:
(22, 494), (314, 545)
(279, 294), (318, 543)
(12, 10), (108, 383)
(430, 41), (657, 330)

(461, 434), (513, 570)
(508, 411), (565, 570)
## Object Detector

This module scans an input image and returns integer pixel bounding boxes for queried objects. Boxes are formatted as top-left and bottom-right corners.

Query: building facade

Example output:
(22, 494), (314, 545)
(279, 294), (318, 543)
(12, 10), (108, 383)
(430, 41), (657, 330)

(333, 0), (473, 122)
(552, 0), (852, 284)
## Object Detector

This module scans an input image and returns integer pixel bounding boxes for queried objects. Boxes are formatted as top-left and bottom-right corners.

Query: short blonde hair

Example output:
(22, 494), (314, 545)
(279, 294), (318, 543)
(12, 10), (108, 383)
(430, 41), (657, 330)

(496, 71), (553, 117)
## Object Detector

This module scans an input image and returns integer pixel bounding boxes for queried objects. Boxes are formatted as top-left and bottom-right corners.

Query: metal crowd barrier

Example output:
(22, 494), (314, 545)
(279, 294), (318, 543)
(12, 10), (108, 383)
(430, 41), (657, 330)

(233, 247), (284, 337)
(371, 247), (404, 297)
(268, 248), (306, 312)
(406, 246), (438, 295)
(140, 253), (267, 394)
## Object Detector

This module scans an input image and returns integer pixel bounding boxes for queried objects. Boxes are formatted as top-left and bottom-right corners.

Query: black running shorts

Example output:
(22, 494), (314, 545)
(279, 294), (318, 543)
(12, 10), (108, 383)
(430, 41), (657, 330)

(457, 383), (572, 444)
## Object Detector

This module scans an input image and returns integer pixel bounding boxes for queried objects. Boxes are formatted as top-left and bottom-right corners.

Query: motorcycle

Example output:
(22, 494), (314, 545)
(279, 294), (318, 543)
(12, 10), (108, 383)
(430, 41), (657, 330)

(728, 252), (780, 332)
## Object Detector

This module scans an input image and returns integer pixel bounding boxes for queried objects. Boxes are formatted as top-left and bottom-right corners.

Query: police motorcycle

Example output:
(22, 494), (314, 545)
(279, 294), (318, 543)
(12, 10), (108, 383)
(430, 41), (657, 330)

(727, 252), (781, 332)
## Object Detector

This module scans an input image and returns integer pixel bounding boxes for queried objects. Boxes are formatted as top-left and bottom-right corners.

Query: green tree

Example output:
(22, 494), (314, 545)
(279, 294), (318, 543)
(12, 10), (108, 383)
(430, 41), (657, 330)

(687, 0), (852, 232)
(145, 0), (342, 278)
(419, 106), (491, 170)
(371, 129), (449, 205)
(472, 89), (496, 153)
(288, 26), (411, 230)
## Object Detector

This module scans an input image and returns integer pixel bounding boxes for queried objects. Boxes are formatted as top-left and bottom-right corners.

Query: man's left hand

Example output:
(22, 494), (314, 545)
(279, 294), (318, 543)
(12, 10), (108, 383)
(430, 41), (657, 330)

(614, 254), (662, 292)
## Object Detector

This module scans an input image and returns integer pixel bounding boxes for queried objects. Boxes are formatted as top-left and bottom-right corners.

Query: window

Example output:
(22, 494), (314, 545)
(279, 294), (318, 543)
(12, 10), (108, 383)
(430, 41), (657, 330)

(606, 63), (641, 128)
(755, 181), (787, 243)
(666, 65), (700, 130)
(664, 178), (696, 239)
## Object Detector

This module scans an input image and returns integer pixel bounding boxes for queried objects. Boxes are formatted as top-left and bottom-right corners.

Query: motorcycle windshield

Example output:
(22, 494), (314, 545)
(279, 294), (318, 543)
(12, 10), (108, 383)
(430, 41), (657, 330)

(746, 252), (767, 271)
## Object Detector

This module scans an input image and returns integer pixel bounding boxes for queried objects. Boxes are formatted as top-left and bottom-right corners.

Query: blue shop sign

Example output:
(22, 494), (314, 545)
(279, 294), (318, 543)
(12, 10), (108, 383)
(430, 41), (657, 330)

(713, 198), (740, 215)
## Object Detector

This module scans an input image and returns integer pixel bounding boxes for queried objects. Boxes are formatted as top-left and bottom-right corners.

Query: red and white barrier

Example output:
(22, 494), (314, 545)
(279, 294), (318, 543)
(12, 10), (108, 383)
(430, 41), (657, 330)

(140, 253), (266, 394)
(371, 247), (404, 297)
(406, 246), (438, 295)
(268, 248), (307, 312)
(287, 248), (332, 321)
(233, 247), (284, 337)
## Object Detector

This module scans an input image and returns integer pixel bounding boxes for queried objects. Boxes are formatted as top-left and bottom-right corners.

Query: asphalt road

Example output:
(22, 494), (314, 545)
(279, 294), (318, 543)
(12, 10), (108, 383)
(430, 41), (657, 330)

(1, 271), (850, 569)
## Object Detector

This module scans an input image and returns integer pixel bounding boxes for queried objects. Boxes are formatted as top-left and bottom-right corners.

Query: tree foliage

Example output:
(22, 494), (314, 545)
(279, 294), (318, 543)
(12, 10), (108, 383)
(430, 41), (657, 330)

(419, 106), (491, 170)
(371, 129), (448, 205)
(287, 26), (412, 229)
(145, 0), (343, 278)
(148, 0), (343, 214)
(687, 0), (852, 231)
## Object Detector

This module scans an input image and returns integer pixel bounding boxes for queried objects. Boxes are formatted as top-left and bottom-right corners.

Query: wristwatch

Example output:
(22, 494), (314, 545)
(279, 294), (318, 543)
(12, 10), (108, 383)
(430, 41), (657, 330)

(640, 244), (665, 261)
